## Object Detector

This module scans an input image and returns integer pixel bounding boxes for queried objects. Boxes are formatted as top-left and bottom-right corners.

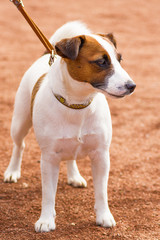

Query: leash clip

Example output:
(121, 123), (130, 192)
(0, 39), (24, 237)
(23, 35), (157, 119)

(49, 50), (55, 66)
(10, 0), (24, 8)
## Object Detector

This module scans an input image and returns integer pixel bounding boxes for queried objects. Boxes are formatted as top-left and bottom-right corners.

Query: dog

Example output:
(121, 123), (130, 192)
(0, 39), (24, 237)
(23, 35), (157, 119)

(4, 21), (136, 232)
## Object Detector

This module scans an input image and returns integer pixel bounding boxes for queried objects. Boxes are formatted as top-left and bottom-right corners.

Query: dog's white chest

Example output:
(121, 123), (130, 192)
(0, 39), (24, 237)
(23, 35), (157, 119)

(33, 90), (112, 162)
(53, 133), (98, 161)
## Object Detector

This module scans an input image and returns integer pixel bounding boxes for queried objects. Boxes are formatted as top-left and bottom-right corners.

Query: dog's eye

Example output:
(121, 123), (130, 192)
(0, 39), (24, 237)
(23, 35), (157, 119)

(95, 59), (106, 67)
(94, 55), (111, 68)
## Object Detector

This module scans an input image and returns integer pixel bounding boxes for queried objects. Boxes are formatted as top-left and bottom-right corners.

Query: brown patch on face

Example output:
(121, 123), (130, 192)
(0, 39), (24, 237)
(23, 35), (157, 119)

(60, 35), (114, 86)
(97, 34), (122, 63)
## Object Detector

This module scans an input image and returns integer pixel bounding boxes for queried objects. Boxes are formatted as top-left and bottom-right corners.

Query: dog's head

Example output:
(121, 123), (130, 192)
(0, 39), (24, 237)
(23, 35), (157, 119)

(55, 34), (136, 98)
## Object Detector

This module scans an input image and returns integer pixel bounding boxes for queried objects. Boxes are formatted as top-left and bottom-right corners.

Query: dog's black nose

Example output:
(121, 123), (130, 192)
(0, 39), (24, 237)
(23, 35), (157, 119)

(125, 81), (136, 93)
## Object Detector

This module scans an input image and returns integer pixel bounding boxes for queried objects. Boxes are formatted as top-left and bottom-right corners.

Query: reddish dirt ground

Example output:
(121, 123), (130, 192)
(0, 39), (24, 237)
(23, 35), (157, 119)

(0, 0), (160, 239)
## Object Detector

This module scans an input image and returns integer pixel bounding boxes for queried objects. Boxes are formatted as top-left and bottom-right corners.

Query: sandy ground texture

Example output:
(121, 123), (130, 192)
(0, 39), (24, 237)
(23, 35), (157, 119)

(0, 0), (160, 239)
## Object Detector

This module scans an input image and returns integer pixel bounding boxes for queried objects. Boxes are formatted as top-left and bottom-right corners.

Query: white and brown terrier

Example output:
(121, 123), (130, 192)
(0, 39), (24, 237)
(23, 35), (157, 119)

(4, 21), (136, 232)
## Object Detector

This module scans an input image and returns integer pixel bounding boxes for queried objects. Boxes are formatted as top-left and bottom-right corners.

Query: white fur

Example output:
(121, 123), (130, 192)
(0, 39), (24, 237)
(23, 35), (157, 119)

(4, 21), (135, 232)
(49, 21), (91, 45)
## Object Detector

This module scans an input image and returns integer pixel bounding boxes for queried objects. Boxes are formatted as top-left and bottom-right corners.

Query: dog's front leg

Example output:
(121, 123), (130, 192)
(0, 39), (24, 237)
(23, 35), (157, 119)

(35, 154), (60, 232)
(91, 150), (116, 228)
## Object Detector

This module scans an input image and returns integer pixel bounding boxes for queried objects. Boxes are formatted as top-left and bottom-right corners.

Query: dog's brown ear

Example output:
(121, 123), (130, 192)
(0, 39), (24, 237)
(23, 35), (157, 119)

(106, 33), (117, 48)
(98, 33), (117, 48)
(55, 36), (85, 60)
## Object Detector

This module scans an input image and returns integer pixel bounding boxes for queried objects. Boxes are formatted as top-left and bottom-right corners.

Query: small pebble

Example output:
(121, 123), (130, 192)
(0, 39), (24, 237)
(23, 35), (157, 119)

(22, 182), (28, 188)
(71, 223), (76, 226)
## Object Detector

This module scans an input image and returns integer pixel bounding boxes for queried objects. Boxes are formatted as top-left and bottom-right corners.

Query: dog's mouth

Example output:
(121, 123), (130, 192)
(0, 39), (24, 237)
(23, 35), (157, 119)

(107, 92), (125, 98)
(91, 81), (136, 99)
(101, 89), (127, 98)
(91, 82), (126, 98)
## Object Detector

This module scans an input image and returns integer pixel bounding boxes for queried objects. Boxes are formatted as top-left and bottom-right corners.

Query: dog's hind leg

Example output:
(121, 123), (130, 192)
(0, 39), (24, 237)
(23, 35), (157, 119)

(67, 160), (87, 187)
(4, 84), (32, 183)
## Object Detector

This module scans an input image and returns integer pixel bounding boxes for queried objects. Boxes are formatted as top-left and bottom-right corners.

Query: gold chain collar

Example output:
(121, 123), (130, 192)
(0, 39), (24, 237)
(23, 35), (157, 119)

(54, 94), (93, 110)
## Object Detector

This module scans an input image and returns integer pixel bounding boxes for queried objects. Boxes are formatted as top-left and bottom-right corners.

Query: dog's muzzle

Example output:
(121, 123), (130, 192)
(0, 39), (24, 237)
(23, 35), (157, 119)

(91, 79), (136, 98)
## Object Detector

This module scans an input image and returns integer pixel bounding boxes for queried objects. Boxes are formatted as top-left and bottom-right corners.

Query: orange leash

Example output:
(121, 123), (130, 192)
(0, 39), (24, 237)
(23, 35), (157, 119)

(10, 0), (55, 65)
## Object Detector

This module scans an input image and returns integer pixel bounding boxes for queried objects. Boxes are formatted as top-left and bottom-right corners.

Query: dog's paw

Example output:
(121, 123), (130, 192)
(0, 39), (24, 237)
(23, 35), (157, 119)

(35, 218), (56, 232)
(96, 211), (116, 228)
(68, 174), (87, 188)
(4, 169), (21, 183)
